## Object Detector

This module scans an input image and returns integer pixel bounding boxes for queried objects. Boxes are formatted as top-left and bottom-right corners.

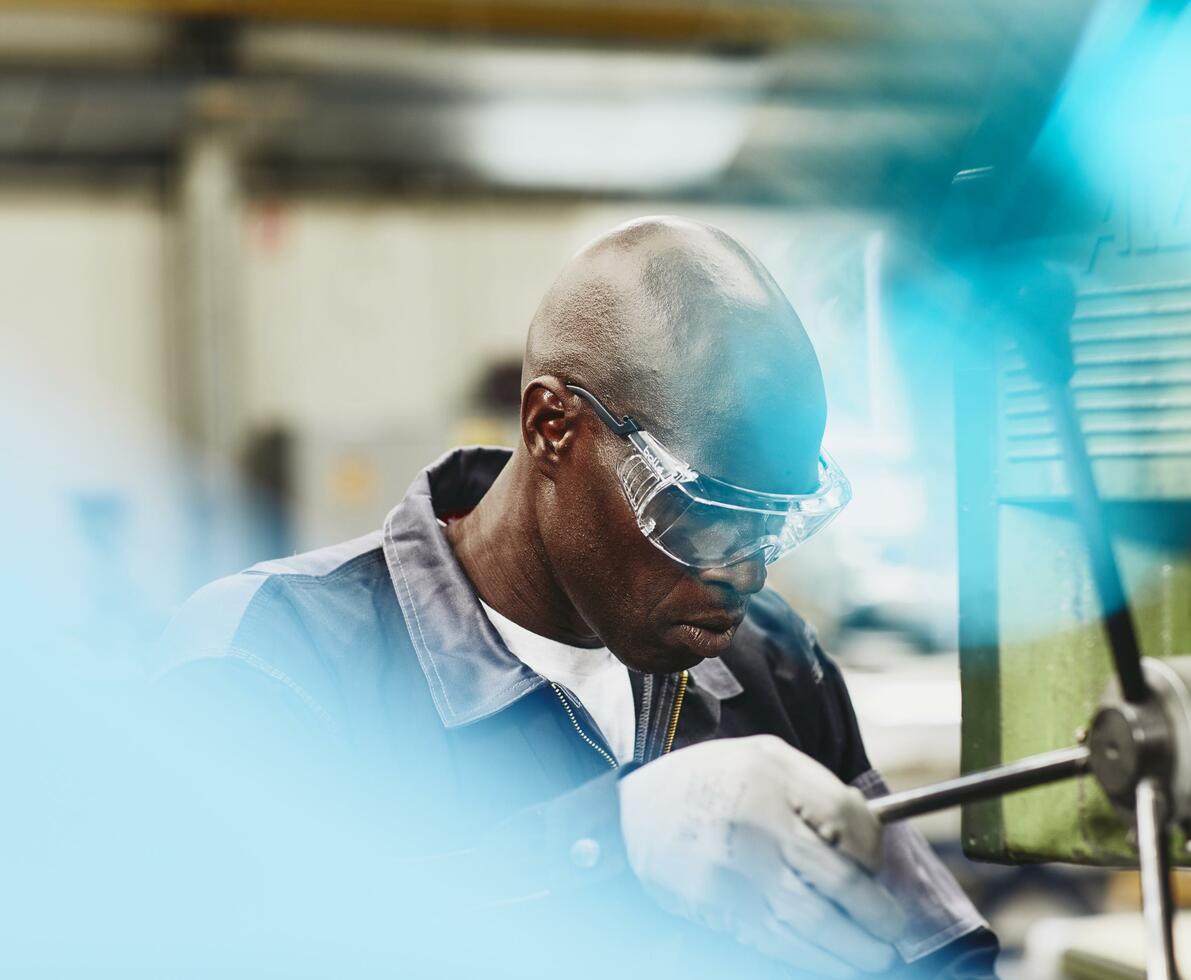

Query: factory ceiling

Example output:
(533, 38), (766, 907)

(0, 2), (1092, 213)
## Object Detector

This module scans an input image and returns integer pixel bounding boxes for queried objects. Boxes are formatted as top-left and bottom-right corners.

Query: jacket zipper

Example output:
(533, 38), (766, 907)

(551, 669), (689, 769)
(634, 674), (653, 763)
(550, 683), (618, 769)
(662, 670), (689, 755)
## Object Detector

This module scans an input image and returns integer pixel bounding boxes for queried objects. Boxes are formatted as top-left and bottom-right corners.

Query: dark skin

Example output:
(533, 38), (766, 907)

(446, 216), (827, 673)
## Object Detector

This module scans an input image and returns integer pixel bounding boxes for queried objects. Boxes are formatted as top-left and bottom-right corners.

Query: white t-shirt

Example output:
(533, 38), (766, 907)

(479, 599), (636, 765)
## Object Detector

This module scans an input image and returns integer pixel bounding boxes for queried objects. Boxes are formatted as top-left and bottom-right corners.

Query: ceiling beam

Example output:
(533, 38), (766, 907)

(1, 0), (963, 46)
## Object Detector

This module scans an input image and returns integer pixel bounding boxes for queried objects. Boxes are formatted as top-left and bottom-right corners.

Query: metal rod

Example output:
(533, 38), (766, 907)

(869, 745), (1091, 824)
(1136, 776), (1179, 980)
(1045, 382), (1150, 704)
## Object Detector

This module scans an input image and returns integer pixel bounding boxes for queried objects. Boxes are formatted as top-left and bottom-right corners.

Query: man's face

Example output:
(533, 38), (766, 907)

(542, 418), (776, 674)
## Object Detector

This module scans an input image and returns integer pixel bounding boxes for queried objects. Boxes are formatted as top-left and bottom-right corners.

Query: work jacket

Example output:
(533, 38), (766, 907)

(161, 446), (997, 979)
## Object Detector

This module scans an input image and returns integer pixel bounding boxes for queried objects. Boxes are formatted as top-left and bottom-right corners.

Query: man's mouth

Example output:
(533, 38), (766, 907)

(669, 613), (744, 656)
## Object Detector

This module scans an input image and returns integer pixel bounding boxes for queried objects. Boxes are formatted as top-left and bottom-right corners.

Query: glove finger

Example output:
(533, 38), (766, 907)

(778, 820), (907, 943)
(765, 740), (882, 873)
(767, 867), (897, 974)
(787, 788), (882, 873)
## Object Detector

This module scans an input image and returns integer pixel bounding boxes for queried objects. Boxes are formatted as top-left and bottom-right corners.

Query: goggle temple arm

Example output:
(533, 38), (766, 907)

(565, 385), (642, 437)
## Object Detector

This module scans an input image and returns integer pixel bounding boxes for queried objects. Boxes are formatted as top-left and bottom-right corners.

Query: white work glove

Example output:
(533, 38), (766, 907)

(619, 734), (907, 977)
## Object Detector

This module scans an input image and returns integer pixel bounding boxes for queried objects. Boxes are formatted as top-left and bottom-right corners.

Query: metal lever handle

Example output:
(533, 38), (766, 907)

(868, 745), (1091, 824)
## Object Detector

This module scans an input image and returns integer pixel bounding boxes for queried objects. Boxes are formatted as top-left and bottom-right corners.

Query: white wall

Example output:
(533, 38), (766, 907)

(0, 186), (883, 452)
(0, 186), (189, 648)
(240, 196), (881, 440)
(2, 186), (914, 626)
(1, 186), (170, 486)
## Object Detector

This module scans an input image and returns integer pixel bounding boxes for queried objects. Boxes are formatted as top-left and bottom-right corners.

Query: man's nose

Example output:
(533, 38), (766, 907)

(696, 552), (768, 596)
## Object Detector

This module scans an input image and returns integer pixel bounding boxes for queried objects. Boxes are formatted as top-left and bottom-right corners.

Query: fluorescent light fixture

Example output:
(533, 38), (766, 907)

(462, 96), (750, 191)
(243, 26), (766, 190)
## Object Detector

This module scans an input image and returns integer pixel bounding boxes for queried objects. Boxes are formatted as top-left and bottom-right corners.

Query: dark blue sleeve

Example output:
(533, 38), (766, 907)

(158, 575), (637, 904)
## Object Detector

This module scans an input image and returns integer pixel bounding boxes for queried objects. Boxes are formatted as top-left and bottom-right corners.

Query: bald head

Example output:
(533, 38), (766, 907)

(523, 216), (826, 493)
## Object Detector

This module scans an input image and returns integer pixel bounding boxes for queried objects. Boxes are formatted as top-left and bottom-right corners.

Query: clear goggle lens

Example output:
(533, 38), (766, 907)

(617, 437), (850, 569)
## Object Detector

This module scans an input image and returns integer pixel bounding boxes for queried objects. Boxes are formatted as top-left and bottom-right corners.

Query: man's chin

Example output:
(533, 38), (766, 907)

(657, 647), (707, 673)
(611, 641), (703, 675)
(626, 631), (737, 674)
(607, 621), (742, 673)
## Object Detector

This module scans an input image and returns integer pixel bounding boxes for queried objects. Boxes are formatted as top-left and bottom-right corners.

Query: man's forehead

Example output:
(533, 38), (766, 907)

(682, 420), (824, 496)
(648, 381), (824, 496)
(650, 332), (827, 495)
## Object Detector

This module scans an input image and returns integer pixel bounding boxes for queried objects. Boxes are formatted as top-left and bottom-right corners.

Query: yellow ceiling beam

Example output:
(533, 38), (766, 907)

(0, 1), (882, 45)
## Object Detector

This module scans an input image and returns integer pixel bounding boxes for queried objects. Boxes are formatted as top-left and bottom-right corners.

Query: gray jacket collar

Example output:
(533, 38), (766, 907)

(381, 445), (743, 733)
(381, 446), (546, 728)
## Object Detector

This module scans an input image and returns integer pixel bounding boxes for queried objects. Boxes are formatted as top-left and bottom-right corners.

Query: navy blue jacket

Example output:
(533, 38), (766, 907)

(162, 447), (996, 978)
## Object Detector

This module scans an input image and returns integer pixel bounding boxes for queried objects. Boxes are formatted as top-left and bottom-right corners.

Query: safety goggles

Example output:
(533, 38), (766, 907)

(566, 384), (851, 569)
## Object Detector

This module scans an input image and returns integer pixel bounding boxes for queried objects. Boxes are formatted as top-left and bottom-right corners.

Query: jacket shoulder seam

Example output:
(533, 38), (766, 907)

(245, 546), (387, 587)
(221, 642), (341, 734)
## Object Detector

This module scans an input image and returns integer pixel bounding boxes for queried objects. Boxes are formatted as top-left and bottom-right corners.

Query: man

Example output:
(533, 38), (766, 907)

(162, 217), (997, 978)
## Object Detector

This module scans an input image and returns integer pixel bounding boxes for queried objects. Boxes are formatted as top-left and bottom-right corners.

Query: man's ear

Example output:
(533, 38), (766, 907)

(521, 376), (579, 477)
